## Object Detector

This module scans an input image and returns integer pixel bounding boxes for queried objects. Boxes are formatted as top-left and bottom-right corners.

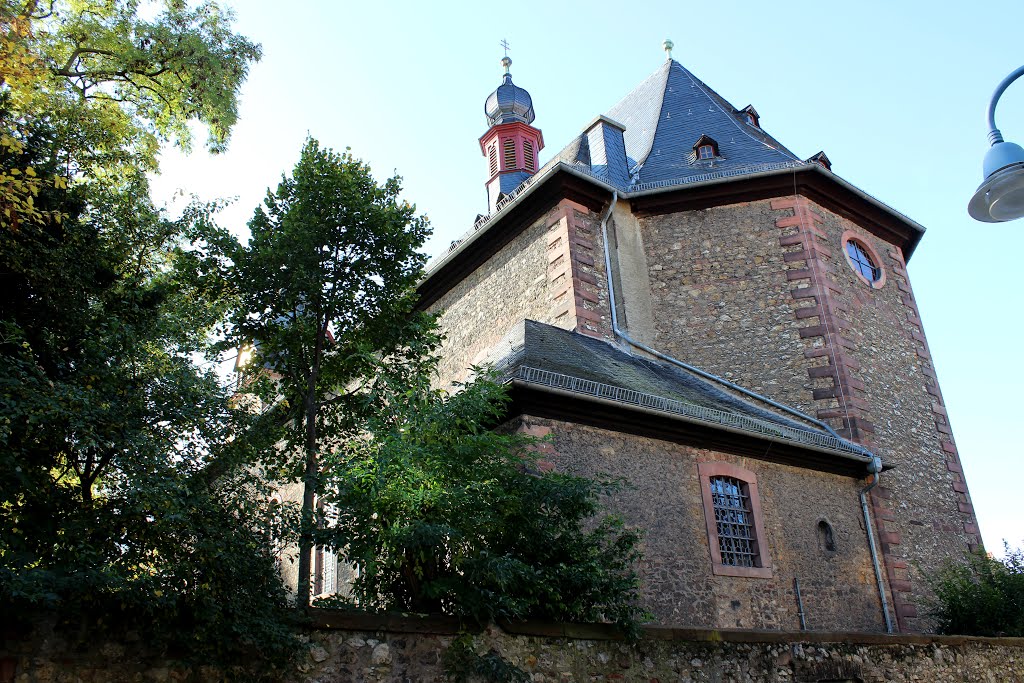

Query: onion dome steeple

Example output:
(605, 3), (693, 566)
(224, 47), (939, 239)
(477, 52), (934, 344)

(479, 50), (544, 215)
(484, 57), (536, 127)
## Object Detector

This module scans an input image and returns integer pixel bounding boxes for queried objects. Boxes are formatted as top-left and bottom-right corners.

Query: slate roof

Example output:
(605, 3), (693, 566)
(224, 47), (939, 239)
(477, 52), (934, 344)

(486, 320), (873, 461)
(607, 59), (800, 185)
(485, 72), (536, 127)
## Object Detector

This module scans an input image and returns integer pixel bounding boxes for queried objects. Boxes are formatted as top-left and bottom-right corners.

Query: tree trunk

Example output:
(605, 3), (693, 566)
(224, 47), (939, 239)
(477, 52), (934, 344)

(294, 388), (319, 609)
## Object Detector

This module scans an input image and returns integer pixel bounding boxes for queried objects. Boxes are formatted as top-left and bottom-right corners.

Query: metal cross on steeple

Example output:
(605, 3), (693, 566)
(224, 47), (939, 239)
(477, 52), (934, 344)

(499, 39), (512, 75)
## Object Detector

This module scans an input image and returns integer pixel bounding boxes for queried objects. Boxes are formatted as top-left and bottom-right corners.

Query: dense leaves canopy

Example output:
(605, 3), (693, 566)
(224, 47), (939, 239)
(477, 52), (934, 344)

(228, 137), (432, 607)
(929, 544), (1024, 637)
(0, 2), (299, 675)
(320, 370), (647, 635)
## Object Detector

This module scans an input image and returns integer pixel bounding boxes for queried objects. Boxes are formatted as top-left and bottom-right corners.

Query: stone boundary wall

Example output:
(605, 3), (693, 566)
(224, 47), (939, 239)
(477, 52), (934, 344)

(4, 612), (1024, 682)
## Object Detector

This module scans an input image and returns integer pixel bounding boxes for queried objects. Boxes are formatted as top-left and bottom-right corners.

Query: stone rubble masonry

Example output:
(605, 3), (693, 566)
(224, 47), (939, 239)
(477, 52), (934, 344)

(427, 183), (976, 636)
(5, 613), (1024, 682)
(430, 198), (609, 388)
(635, 194), (975, 633)
(519, 416), (887, 633)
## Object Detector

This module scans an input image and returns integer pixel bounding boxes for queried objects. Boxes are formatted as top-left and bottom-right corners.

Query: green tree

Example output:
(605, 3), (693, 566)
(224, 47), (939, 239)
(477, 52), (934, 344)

(929, 543), (1024, 637)
(321, 367), (647, 636)
(228, 137), (431, 609)
(1, 0), (260, 233)
(0, 2), (298, 673)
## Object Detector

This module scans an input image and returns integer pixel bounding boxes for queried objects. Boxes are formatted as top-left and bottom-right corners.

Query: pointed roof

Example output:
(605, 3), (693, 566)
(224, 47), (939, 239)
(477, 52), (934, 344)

(606, 60), (799, 184)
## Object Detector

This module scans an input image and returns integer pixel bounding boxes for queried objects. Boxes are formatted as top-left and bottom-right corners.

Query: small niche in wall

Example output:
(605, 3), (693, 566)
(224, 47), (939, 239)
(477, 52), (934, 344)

(817, 520), (837, 552)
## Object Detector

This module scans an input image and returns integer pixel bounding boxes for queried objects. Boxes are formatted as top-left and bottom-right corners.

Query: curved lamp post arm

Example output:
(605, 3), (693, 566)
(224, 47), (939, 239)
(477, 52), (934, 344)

(986, 65), (1024, 145)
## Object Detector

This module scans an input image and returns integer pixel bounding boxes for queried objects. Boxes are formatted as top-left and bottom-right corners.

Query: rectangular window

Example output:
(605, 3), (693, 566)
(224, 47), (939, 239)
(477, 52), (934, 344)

(710, 476), (757, 567)
(698, 462), (772, 578)
(489, 144), (498, 177)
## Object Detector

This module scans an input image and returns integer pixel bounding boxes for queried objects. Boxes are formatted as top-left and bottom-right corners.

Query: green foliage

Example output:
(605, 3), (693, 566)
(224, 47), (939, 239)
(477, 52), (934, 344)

(322, 369), (647, 636)
(0, 118), (299, 671)
(1, 3), (296, 675)
(5, 0), (261, 157)
(928, 542), (1024, 637)
(443, 634), (530, 683)
(228, 137), (433, 607)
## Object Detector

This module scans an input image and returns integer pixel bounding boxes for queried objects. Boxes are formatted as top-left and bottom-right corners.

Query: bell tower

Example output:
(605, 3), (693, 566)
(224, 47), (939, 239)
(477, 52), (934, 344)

(480, 54), (544, 214)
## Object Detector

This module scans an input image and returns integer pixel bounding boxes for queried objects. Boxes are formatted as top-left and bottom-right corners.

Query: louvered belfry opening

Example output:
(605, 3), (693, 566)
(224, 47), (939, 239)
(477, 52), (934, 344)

(503, 139), (517, 170)
(480, 64), (544, 214)
(523, 139), (534, 171)
(710, 476), (759, 567)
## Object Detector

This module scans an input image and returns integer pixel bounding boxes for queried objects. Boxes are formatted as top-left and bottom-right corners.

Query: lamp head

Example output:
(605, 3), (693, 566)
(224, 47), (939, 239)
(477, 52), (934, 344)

(969, 141), (1024, 222)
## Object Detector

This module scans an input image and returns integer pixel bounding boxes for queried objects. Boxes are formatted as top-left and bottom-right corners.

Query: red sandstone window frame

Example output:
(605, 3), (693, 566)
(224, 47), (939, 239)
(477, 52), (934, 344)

(697, 461), (773, 579)
(840, 230), (886, 290)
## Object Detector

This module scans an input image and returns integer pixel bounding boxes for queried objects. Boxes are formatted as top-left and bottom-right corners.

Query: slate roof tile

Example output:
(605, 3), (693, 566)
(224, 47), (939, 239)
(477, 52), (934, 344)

(487, 320), (869, 458)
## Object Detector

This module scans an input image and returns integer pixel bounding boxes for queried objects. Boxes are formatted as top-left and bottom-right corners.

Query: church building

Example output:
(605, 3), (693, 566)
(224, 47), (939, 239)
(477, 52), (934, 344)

(415, 45), (979, 633)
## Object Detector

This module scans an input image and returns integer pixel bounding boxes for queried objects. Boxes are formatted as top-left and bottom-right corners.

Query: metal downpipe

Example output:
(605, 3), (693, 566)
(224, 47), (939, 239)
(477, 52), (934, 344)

(861, 460), (895, 633)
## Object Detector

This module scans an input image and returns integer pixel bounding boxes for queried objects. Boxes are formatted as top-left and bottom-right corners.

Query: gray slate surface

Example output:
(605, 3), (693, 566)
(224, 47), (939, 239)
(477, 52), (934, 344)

(490, 320), (858, 449)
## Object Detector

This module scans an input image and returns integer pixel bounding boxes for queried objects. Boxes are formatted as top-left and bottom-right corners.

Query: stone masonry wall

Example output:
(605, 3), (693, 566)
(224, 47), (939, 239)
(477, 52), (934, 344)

(636, 199), (819, 415)
(782, 197), (979, 632)
(6, 616), (1024, 683)
(430, 199), (609, 388)
(518, 417), (887, 634)
(635, 196), (976, 631)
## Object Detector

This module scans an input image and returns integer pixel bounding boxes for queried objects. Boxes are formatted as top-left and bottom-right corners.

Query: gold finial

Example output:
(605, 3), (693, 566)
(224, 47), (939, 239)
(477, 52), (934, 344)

(500, 39), (512, 75)
(663, 38), (674, 60)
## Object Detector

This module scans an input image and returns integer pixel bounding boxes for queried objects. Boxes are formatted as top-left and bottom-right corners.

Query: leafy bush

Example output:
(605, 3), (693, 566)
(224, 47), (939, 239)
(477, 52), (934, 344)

(320, 370), (648, 637)
(929, 543), (1024, 637)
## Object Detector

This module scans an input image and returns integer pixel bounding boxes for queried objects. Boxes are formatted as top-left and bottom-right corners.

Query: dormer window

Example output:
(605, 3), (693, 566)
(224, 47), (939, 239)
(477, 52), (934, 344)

(692, 134), (719, 161)
(738, 105), (760, 128)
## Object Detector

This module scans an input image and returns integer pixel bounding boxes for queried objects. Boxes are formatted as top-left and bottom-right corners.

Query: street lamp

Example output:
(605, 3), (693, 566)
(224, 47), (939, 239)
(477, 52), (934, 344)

(968, 65), (1024, 222)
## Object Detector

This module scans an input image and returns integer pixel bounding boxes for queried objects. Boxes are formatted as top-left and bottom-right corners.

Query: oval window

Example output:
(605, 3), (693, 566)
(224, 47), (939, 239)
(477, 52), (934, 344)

(841, 234), (885, 288)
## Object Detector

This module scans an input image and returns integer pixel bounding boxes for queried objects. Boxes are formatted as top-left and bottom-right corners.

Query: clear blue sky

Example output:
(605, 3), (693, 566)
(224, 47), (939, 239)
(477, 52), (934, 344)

(152, 0), (1024, 554)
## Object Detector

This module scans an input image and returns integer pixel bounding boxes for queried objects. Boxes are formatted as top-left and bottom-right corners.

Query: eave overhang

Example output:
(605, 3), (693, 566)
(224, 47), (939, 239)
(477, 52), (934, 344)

(417, 162), (925, 311)
(417, 166), (611, 310)
(508, 379), (881, 478)
(628, 164), (925, 261)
